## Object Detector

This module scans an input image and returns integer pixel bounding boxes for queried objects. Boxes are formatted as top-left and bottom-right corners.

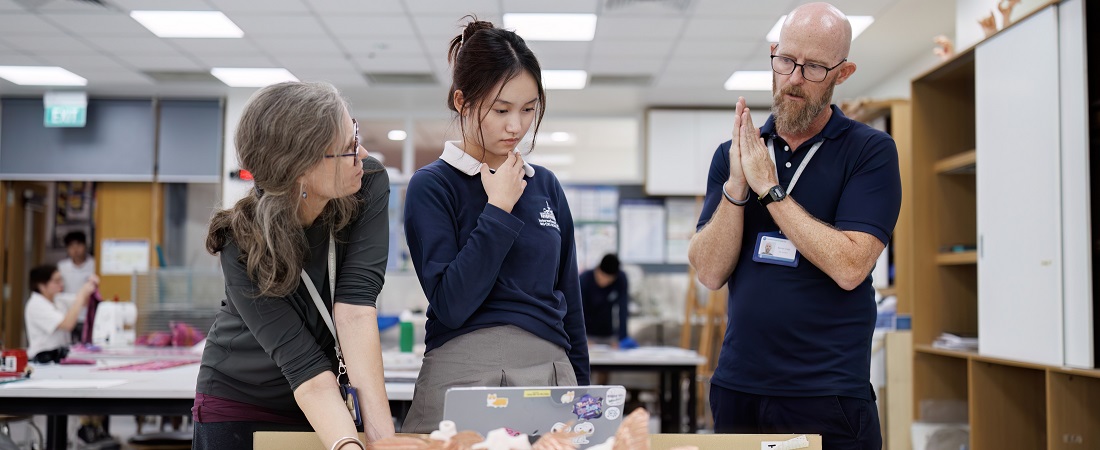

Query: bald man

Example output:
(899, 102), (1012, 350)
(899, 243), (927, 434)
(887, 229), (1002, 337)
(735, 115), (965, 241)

(688, 3), (900, 448)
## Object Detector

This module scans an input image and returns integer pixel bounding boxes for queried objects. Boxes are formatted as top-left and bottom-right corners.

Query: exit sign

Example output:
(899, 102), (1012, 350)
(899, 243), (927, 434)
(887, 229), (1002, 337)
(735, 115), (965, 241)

(45, 105), (86, 127)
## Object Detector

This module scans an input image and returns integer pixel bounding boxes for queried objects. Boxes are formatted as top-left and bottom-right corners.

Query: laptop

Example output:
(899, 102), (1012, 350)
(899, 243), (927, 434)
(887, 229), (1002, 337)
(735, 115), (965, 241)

(442, 385), (626, 448)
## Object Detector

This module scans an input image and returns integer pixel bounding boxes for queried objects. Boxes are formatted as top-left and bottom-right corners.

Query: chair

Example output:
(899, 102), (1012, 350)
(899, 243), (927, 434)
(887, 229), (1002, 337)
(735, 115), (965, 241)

(679, 267), (727, 430)
(0, 415), (43, 450)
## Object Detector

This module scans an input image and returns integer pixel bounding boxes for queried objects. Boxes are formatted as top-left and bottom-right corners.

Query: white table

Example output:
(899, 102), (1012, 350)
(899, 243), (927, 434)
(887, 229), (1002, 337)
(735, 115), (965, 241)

(588, 347), (706, 433)
(0, 363), (416, 450)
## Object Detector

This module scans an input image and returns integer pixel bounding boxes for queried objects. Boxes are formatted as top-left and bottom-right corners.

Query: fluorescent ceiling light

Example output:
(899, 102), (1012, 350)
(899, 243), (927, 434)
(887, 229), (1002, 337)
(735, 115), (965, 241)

(0, 66), (86, 86)
(503, 13), (597, 41)
(766, 15), (874, 43)
(724, 71), (772, 91)
(542, 70), (587, 90)
(210, 68), (297, 87)
(388, 130), (407, 141)
(131, 11), (244, 38)
(549, 132), (571, 142)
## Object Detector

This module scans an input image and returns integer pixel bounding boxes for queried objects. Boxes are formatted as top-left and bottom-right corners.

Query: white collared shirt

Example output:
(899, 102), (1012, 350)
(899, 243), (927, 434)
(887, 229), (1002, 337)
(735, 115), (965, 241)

(439, 141), (535, 178)
(24, 291), (72, 357)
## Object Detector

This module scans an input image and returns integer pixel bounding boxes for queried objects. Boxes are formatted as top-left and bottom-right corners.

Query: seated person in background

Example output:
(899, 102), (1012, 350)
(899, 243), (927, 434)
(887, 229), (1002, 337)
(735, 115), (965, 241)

(24, 264), (99, 363)
(57, 230), (96, 341)
(580, 254), (635, 349)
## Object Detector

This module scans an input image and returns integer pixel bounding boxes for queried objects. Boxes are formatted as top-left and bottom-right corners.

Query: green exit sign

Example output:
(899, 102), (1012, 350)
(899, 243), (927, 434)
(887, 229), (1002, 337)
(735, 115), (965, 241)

(45, 105), (86, 127)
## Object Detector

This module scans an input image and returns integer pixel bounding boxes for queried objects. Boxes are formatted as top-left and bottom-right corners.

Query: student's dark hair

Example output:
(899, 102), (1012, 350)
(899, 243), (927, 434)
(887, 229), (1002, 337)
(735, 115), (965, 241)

(29, 264), (58, 294)
(446, 16), (546, 159)
(206, 81), (366, 298)
(598, 254), (621, 275)
(63, 231), (87, 246)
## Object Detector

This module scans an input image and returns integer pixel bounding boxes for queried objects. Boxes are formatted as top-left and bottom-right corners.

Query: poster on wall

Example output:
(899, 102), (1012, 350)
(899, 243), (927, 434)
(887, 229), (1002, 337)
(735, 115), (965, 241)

(665, 198), (702, 264)
(618, 199), (665, 264)
(576, 223), (617, 272)
(52, 181), (95, 252)
(101, 239), (150, 275)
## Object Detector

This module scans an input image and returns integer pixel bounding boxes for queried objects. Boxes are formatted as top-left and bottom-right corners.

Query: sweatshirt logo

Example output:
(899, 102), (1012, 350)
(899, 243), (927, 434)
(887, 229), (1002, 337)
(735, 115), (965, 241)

(539, 201), (560, 231)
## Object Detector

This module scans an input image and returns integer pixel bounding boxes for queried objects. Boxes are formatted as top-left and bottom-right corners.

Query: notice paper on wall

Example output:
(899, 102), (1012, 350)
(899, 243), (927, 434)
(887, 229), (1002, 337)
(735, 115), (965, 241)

(101, 239), (150, 275)
(618, 199), (665, 264)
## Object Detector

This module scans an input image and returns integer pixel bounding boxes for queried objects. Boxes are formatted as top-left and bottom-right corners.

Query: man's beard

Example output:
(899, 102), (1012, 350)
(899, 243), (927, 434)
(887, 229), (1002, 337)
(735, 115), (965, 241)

(772, 78), (834, 136)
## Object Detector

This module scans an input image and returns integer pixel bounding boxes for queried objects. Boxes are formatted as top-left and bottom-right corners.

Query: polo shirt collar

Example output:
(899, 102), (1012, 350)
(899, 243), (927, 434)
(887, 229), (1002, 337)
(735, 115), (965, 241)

(439, 141), (536, 178)
(758, 104), (853, 143)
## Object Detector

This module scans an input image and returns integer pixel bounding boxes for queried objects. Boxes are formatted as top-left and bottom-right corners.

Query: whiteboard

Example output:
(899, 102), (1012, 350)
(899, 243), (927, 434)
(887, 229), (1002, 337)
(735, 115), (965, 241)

(645, 109), (772, 196)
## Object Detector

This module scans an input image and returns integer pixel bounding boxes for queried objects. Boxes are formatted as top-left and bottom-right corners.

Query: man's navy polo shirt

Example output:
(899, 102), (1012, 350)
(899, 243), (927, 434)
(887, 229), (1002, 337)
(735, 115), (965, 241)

(695, 105), (902, 400)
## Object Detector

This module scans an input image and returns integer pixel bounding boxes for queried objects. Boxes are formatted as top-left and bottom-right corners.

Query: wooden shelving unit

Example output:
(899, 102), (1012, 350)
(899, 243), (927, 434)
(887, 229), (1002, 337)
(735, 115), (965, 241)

(907, 3), (1099, 447)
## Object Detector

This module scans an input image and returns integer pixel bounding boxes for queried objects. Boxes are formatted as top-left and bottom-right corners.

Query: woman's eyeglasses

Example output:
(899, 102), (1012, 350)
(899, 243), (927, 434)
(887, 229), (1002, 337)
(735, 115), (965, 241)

(324, 118), (360, 159)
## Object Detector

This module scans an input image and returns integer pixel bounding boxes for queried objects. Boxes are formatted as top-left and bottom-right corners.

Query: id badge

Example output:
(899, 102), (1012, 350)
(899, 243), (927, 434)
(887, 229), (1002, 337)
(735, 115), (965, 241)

(752, 231), (800, 267)
(340, 383), (363, 427)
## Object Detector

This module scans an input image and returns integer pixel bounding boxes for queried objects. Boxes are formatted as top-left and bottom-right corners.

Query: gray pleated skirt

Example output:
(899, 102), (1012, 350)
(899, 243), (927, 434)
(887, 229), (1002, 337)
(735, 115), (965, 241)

(400, 325), (578, 433)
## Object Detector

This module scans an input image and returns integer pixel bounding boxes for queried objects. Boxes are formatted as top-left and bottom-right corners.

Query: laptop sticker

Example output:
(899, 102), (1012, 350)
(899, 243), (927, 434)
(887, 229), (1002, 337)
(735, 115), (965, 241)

(605, 387), (626, 406)
(572, 394), (603, 420)
(486, 394), (509, 408)
(560, 391), (575, 403)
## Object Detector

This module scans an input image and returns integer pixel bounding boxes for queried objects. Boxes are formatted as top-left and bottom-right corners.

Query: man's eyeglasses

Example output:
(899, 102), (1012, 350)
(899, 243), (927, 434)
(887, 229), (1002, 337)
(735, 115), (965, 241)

(324, 118), (360, 159)
(770, 55), (846, 82)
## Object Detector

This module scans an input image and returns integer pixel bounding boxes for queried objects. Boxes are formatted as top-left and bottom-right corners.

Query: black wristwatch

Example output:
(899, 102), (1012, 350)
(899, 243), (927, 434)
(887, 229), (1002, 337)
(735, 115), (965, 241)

(757, 185), (787, 206)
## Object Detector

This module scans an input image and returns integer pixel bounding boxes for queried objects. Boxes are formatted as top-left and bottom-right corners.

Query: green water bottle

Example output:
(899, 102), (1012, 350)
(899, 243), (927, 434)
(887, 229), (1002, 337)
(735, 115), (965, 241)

(399, 311), (414, 353)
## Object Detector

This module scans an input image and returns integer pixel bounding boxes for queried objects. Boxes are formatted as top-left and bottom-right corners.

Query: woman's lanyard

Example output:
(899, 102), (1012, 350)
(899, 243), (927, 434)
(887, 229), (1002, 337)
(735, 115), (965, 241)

(767, 138), (823, 196)
(300, 235), (347, 382)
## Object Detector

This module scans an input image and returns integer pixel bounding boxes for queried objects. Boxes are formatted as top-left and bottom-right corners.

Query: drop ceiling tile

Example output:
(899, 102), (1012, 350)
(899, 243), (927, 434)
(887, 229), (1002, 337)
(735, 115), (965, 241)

(107, 0), (212, 11)
(404, 0), (500, 15)
(2, 35), (98, 54)
(170, 38), (262, 55)
(670, 39), (763, 60)
(337, 37), (425, 56)
(82, 35), (179, 53)
(502, 0), (596, 13)
(40, 53), (129, 70)
(681, 17), (773, 40)
(206, 0), (309, 13)
(195, 55), (278, 68)
(0, 53), (44, 65)
(308, 0), (405, 14)
(79, 69), (155, 85)
(412, 15), (503, 41)
(250, 37), (345, 55)
(276, 55), (358, 71)
(524, 41), (590, 57)
(321, 14), (417, 38)
(353, 55), (432, 73)
(595, 17), (685, 40)
(0, 13), (64, 34)
(589, 39), (674, 58)
(43, 13), (152, 35)
(114, 53), (202, 70)
(228, 14), (329, 37)
(532, 53), (587, 70)
(588, 57), (665, 74)
(691, 0), (797, 18)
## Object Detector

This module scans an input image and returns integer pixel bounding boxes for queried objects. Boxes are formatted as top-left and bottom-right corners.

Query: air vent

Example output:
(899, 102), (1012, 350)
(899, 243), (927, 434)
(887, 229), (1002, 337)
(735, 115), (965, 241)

(143, 71), (222, 84)
(604, 0), (692, 13)
(364, 72), (438, 86)
(589, 74), (653, 87)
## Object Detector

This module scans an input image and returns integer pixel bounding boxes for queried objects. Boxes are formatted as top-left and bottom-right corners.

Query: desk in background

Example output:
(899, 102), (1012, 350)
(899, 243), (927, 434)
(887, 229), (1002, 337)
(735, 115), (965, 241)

(588, 346), (705, 433)
(0, 363), (416, 450)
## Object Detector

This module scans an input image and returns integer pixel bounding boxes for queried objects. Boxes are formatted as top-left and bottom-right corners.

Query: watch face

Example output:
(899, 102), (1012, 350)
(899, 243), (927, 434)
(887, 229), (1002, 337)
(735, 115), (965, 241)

(770, 186), (786, 200)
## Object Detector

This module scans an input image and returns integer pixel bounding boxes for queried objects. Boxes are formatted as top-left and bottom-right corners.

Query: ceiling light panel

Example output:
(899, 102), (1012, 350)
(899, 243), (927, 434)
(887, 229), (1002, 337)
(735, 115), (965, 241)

(0, 66), (87, 86)
(503, 13), (597, 41)
(131, 11), (244, 38)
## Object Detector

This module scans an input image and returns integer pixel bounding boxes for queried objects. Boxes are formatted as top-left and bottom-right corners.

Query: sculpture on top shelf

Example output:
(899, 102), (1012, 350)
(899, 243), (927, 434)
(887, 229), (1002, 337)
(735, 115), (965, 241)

(978, 0), (1021, 38)
(933, 35), (954, 60)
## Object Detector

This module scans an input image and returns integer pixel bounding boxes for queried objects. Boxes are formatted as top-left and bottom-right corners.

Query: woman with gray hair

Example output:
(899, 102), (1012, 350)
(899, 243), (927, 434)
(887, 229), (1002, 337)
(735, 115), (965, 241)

(193, 81), (393, 450)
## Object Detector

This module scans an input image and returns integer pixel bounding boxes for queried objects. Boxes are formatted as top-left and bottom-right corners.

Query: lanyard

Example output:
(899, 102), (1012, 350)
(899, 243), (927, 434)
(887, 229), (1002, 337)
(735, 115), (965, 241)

(300, 235), (347, 380)
(767, 138), (823, 196)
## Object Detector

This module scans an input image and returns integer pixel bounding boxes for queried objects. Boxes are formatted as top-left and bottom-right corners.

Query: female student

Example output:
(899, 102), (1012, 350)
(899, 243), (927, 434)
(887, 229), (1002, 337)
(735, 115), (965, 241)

(401, 18), (590, 433)
(24, 264), (98, 362)
(193, 81), (393, 450)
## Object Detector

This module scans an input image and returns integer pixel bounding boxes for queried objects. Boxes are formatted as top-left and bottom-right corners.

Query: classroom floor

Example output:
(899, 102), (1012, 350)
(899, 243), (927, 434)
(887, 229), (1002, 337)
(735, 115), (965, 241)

(4, 414), (191, 449)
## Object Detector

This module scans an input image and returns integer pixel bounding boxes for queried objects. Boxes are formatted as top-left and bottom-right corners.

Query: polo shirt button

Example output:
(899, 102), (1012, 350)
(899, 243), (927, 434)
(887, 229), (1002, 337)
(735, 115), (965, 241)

(784, 145), (790, 151)
(785, 162), (792, 168)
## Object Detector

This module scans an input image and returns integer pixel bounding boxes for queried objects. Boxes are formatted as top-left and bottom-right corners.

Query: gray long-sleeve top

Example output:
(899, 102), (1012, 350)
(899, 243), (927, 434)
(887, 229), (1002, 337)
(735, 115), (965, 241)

(195, 158), (389, 414)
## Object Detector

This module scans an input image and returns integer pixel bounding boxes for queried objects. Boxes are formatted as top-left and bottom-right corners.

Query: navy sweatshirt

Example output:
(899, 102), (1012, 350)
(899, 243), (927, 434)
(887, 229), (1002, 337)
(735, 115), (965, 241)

(403, 152), (590, 384)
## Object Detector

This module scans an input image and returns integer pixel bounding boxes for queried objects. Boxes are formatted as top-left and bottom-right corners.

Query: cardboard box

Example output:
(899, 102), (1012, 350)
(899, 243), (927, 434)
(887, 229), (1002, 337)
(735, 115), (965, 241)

(254, 432), (823, 450)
